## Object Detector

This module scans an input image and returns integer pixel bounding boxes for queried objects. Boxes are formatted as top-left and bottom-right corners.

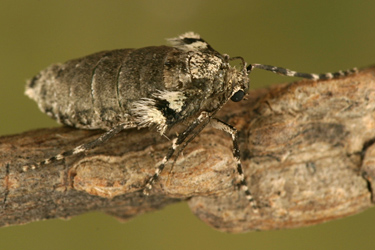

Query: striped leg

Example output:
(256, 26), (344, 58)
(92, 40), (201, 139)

(170, 115), (211, 169)
(143, 111), (210, 195)
(22, 123), (130, 172)
(210, 118), (257, 210)
(248, 63), (358, 80)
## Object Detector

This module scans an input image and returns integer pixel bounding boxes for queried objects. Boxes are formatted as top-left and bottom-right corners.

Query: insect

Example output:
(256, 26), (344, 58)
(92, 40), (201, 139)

(25, 32), (357, 209)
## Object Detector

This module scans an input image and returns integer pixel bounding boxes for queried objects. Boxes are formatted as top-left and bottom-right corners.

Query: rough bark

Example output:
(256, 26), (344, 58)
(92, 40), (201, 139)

(1, 67), (374, 232)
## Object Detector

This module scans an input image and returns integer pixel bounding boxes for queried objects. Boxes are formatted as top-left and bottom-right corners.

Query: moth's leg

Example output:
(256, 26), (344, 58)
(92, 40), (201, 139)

(210, 118), (257, 210)
(169, 115), (210, 172)
(143, 111), (210, 195)
(248, 64), (358, 80)
(23, 123), (131, 172)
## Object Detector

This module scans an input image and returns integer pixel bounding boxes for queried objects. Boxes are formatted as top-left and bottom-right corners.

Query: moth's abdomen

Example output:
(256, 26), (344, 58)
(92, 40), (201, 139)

(26, 46), (176, 130)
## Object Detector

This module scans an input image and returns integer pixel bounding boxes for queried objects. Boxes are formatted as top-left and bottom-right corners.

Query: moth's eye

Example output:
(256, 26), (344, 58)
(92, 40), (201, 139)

(231, 90), (245, 102)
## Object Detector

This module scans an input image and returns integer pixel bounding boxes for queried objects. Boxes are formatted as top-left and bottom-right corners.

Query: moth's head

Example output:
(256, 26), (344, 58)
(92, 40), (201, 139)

(228, 58), (250, 102)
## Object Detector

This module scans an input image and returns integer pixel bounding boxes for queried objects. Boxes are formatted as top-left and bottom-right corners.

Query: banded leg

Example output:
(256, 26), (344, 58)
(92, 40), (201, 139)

(22, 123), (130, 172)
(170, 115), (211, 169)
(143, 111), (210, 195)
(210, 118), (257, 210)
(248, 63), (358, 80)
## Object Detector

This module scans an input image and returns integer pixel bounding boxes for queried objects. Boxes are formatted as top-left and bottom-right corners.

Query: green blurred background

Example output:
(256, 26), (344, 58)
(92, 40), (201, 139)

(1, 1), (375, 249)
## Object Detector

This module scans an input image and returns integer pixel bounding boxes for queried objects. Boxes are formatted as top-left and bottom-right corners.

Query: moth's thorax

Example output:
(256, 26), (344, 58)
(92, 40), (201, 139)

(163, 48), (227, 91)
(159, 48), (231, 118)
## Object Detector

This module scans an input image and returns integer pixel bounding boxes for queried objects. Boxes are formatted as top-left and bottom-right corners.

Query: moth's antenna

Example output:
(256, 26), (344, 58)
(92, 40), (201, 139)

(247, 63), (358, 80)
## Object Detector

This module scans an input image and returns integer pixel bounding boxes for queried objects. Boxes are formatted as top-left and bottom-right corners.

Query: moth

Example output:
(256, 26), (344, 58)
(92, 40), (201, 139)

(25, 32), (357, 208)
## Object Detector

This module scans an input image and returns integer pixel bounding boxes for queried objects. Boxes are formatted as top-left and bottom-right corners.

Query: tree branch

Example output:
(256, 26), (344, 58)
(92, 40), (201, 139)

(1, 67), (375, 232)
